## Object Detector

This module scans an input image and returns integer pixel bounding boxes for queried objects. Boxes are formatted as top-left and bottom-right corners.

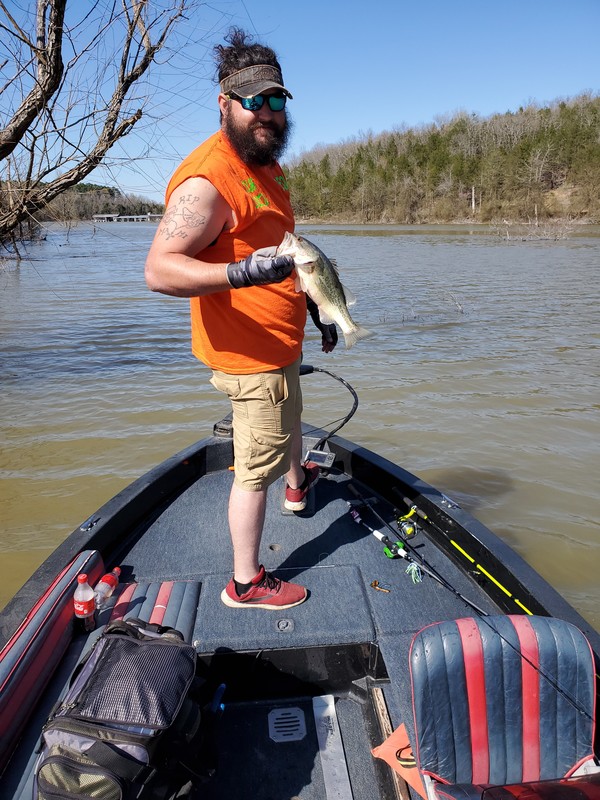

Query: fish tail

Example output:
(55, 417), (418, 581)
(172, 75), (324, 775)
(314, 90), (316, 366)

(343, 325), (374, 349)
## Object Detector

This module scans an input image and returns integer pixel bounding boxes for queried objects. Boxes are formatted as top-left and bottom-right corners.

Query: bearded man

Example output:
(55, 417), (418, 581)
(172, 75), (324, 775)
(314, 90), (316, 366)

(145, 28), (336, 610)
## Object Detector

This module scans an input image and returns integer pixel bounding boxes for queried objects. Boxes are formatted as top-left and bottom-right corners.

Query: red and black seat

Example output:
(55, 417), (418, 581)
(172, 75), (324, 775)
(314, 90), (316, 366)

(409, 615), (599, 800)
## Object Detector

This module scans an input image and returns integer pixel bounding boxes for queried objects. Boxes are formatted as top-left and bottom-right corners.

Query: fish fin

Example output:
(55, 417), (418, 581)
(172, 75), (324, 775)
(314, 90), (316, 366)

(296, 271), (312, 294)
(343, 325), (374, 349)
(341, 284), (357, 307)
(318, 310), (335, 325)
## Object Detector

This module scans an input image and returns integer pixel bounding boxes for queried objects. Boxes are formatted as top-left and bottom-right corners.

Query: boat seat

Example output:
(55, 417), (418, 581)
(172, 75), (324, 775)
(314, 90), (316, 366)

(409, 615), (599, 800)
(97, 578), (201, 644)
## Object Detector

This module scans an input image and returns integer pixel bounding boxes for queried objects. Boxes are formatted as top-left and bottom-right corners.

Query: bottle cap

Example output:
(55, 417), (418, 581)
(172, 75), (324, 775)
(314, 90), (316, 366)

(78, 574), (88, 583)
(114, 567), (121, 575)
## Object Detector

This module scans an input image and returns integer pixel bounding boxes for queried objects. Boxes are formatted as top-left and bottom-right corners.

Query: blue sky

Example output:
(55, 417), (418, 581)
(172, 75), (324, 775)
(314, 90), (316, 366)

(92, 0), (600, 202)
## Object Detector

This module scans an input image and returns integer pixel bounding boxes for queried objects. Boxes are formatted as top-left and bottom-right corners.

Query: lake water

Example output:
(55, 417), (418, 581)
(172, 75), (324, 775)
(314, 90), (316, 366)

(1, 222), (598, 628)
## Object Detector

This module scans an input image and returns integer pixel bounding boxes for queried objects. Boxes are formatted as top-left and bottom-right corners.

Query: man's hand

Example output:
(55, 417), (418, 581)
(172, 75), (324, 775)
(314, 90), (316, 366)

(307, 297), (338, 353)
(226, 247), (295, 289)
(320, 323), (338, 353)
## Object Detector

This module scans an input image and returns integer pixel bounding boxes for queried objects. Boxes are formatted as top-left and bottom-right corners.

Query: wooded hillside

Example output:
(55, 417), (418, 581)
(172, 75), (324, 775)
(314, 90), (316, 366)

(285, 94), (600, 224)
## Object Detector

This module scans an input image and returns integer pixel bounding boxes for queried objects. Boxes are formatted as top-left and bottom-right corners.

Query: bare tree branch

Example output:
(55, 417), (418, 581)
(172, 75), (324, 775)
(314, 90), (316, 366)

(0, 0), (191, 242)
(0, 0), (66, 161)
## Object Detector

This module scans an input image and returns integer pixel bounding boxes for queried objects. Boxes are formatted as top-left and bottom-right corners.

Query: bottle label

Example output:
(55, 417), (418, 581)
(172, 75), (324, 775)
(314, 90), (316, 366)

(74, 598), (95, 617)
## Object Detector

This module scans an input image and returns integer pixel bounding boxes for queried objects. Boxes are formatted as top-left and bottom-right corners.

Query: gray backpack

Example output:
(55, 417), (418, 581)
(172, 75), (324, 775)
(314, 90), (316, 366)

(33, 618), (209, 800)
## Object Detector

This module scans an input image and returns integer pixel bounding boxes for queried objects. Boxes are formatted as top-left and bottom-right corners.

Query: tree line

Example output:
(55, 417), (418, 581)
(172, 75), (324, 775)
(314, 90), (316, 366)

(40, 92), (600, 229)
(284, 94), (600, 224)
(3, 90), (599, 249)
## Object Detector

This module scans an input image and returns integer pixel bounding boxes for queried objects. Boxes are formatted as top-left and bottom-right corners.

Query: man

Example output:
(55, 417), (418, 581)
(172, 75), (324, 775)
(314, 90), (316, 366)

(145, 28), (336, 611)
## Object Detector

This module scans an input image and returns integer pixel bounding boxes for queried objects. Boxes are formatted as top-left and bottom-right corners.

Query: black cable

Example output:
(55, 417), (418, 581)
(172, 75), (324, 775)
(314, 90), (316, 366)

(308, 366), (359, 450)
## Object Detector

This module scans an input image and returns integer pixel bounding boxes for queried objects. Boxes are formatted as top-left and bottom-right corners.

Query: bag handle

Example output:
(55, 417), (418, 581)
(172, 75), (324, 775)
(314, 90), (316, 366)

(105, 617), (185, 641)
(87, 740), (155, 784)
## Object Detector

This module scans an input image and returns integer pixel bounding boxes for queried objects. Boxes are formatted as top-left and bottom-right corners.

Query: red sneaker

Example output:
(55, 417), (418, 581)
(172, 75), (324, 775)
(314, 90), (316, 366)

(284, 463), (320, 512)
(221, 566), (308, 610)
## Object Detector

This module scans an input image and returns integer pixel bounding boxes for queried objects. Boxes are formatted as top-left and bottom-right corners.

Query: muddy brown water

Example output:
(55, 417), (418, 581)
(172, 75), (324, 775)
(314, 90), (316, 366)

(1, 222), (598, 629)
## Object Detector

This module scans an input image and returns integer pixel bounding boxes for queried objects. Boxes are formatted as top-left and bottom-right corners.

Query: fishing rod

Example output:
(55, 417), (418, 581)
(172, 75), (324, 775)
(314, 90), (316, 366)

(349, 484), (595, 721)
(347, 484), (489, 616)
(348, 504), (425, 587)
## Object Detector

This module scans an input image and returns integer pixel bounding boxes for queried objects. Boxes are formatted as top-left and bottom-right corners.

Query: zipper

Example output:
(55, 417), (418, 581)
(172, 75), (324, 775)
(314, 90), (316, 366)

(42, 716), (153, 748)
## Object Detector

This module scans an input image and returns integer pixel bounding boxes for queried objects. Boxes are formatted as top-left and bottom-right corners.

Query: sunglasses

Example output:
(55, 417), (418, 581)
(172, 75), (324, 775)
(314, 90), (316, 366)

(228, 92), (287, 112)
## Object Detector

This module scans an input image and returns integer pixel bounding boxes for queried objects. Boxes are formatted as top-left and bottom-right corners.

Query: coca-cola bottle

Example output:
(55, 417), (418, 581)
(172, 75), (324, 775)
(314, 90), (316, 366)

(73, 573), (96, 631)
(94, 566), (121, 609)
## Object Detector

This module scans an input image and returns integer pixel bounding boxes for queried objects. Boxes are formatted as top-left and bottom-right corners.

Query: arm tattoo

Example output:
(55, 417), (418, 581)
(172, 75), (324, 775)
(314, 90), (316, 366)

(159, 197), (206, 240)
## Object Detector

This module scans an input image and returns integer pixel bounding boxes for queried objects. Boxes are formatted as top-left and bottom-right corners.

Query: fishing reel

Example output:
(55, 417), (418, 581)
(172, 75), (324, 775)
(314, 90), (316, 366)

(396, 507), (419, 539)
(383, 540), (406, 559)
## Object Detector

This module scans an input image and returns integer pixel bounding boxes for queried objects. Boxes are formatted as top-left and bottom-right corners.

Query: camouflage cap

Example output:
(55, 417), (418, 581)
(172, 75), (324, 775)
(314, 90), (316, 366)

(220, 64), (293, 99)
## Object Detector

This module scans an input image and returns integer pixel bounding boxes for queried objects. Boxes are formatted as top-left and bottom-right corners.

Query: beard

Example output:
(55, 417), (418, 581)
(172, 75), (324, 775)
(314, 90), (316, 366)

(223, 109), (292, 167)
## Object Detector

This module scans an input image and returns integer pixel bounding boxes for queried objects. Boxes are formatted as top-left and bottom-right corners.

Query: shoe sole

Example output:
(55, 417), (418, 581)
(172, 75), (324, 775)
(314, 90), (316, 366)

(220, 588), (307, 610)
(283, 498), (307, 512)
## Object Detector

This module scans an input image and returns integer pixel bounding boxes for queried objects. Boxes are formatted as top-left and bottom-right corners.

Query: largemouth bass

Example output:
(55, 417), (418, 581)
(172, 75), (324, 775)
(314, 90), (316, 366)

(278, 232), (373, 348)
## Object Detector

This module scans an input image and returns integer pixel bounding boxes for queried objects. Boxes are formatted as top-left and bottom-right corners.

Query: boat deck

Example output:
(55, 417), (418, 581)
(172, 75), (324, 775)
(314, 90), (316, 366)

(2, 440), (503, 800)
(110, 460), (499, 799)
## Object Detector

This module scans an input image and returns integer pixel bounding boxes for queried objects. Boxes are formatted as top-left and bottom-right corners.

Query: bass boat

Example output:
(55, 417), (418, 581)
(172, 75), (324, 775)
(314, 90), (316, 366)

(1, 365), (599, 800)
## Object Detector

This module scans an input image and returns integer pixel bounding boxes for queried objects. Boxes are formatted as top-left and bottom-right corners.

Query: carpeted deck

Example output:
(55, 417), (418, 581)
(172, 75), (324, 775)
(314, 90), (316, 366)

(2, 450), (501, 800)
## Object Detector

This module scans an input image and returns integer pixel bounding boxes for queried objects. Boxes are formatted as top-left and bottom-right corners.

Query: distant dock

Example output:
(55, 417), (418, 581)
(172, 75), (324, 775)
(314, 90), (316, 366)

(92, 213), (162, 222)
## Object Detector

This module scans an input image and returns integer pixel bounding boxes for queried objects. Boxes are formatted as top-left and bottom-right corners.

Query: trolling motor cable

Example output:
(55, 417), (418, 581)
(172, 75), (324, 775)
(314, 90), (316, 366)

(300, 364), (359, 450)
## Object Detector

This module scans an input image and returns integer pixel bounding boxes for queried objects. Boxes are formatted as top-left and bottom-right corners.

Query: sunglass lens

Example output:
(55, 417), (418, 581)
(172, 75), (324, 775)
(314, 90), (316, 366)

(241, 96), (263, 111)
(268, 94), (286, 111)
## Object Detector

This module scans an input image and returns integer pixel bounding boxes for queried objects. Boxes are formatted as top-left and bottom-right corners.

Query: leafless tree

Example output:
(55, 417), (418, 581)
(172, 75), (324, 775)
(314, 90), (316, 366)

(0, 0), (193, 244)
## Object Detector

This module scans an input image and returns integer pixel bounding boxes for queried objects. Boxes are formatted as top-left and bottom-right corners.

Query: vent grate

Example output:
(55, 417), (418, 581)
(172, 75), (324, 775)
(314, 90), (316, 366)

(268, 706), (307, 742)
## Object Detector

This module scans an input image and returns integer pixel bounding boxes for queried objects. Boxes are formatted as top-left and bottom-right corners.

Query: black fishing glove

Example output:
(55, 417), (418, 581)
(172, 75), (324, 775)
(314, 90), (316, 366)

(307, 297), (338, 351)
(226, 247), (295, 289)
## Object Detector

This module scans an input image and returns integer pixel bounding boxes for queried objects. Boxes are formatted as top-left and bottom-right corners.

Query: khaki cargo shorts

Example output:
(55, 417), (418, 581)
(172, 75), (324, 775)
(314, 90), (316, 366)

(209, 358), (303, 491)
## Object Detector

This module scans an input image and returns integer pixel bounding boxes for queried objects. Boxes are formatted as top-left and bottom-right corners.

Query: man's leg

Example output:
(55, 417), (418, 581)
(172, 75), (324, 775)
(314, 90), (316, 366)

(229, 416), (309, 583)
(223, 477), (307, 609)
(213, 361), (308, 608)
(284, 416), (304, 490)
(283, 414), (320, 511)
(228, 483), (266, 584)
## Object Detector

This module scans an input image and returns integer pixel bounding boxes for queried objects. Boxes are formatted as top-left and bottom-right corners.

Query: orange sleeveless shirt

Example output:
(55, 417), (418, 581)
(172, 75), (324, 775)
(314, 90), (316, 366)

(165, 132), (306, 374)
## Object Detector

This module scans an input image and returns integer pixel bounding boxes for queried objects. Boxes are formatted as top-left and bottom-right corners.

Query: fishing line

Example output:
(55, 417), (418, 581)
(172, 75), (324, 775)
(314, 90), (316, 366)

(240, 0), (260, 36)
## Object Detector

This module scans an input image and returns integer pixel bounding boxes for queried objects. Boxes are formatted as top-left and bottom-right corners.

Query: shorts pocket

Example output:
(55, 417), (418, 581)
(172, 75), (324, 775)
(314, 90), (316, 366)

(210, 372), (241, 400)
(260, 370), (288, 409)
(246, 428), (291, 484)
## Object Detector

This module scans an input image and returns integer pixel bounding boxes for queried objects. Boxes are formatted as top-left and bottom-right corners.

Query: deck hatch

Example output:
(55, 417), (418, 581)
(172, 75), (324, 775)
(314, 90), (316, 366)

(268, 706), (307, 742)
